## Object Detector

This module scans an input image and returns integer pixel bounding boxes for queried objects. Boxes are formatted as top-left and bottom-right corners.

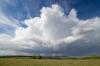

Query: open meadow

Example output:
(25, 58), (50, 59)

(0, 58), (100, 66)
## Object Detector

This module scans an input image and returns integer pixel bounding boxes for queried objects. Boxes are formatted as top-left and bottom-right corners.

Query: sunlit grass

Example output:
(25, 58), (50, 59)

(0, 59), (100, 66)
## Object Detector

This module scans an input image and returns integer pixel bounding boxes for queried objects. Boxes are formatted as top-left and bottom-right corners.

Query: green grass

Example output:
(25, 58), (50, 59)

(0, 59), (100, 66)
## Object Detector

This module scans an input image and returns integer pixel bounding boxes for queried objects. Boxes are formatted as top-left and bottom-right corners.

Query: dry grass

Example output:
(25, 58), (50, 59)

(0, 59), (100, 66)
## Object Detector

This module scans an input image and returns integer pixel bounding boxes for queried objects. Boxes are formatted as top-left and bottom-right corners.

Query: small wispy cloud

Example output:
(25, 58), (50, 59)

(0, 11), (19, 27)
(0, 0), (21, 28)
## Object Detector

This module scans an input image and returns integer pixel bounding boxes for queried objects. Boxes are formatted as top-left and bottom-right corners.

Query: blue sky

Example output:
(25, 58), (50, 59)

(1, 0), (100, 21)
(0, 0), (100, 56)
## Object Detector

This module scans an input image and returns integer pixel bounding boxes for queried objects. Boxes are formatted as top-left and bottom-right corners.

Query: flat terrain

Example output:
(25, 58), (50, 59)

(0, 59), (100, 66)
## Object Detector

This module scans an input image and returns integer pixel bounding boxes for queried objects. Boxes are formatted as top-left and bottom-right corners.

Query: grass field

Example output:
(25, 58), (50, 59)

(0, 59), (100, 66)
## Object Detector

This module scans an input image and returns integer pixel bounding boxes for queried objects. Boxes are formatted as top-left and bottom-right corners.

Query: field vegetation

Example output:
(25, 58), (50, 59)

(0, 56), (100, 66)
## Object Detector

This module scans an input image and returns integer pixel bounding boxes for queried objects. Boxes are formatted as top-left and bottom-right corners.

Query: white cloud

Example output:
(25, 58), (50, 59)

(0, 4), (100, 56)
(0, 1), (20, 28)
(0, 11), (19, 27)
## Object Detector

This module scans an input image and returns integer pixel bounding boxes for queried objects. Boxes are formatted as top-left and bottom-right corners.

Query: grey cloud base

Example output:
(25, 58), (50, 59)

(0, 4), (100, 56)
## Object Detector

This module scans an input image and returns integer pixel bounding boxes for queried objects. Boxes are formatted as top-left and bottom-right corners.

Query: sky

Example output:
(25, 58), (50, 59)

(0, 0), (100, 56)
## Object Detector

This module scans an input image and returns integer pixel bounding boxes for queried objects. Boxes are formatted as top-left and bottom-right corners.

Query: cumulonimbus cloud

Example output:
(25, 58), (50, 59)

(0, 4), (100, 56)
